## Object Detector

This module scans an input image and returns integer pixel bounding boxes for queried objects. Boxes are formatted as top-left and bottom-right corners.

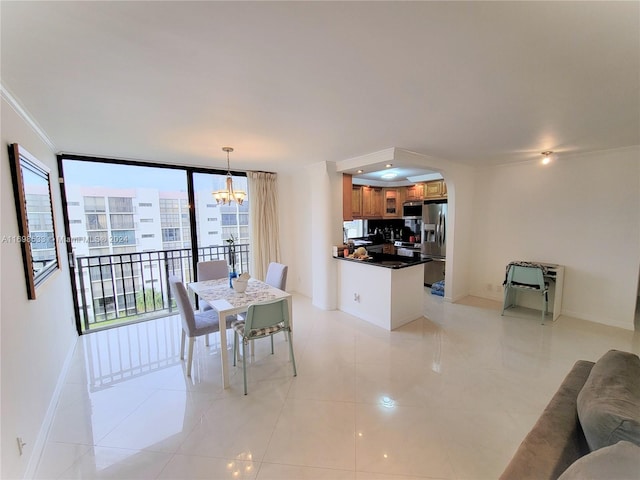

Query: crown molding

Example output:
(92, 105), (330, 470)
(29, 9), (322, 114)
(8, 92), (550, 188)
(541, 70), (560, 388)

(1, 83), (56, 152)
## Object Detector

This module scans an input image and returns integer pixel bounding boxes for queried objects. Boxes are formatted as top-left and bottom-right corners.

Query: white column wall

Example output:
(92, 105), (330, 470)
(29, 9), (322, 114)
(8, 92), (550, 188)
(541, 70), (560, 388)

(277, 167), (312, 297)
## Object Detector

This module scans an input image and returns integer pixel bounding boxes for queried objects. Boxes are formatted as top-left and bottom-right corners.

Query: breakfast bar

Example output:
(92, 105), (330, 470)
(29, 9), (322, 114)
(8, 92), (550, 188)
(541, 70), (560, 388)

(334, 254), (430, 330)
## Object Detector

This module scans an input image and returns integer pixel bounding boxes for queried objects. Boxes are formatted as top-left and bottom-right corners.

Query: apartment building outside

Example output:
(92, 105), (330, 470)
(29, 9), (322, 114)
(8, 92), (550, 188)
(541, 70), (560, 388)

(63, 181), (249, 328)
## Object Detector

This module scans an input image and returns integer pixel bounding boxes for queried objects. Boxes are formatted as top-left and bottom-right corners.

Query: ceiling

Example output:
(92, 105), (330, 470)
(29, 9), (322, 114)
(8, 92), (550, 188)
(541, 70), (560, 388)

(1, 1), (638, 176)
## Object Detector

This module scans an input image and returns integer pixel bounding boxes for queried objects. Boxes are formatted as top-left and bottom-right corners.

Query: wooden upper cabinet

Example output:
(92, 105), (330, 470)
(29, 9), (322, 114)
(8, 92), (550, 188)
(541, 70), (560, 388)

(405, 183), (424, 201)
(352, 185), (363, 218)
(383, 188), (401, 218)
(343, 174), (353, 221)
(424, 179), (448, 199)
(361, 186), (383, 218)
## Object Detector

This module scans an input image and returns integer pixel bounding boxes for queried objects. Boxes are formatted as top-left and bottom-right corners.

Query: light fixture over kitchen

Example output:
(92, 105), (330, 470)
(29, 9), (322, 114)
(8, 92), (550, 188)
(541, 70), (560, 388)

(541, 151), (554, 165)
(381, 172), (397, 180)
(213, 147), (246, 205)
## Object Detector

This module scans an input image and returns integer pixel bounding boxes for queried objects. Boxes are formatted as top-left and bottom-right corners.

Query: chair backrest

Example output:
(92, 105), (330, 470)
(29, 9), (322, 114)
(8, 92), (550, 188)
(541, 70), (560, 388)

(168, 275), (196, 334)
(265, 262), (288, 290)
(507, 265), (545, 289)
(244, 298), (290, 338)
(197, 260), (228, 281)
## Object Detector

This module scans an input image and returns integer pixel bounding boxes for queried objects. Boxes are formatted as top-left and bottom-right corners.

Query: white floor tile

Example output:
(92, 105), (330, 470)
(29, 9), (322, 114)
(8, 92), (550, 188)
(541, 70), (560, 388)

(32, 292), (640, 480)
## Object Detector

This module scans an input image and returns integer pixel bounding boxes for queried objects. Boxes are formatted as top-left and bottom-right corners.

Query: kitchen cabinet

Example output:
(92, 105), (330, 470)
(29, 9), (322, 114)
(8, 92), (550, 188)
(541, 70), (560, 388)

(351, 185), (363, 218)
(343, 174), (354, 221)
(405, 183), (424, 201)
(362, 186), (383, 218)
(382, 188), (402, 218)
(424, 180), (447, 199)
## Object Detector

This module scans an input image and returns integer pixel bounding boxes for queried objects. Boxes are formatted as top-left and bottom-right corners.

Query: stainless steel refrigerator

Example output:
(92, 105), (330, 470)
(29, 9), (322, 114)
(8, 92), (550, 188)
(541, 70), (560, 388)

(421, 200), (447, 286)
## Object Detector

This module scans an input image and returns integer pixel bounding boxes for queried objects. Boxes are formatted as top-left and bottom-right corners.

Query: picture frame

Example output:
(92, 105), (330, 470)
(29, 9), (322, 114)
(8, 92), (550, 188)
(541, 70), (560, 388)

(8, 143), (61, 299)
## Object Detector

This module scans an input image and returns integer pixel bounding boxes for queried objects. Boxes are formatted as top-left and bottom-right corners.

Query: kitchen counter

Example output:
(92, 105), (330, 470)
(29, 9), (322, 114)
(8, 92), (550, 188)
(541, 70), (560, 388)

(335, 253), (426, 331)
(334, 253), (430, 269)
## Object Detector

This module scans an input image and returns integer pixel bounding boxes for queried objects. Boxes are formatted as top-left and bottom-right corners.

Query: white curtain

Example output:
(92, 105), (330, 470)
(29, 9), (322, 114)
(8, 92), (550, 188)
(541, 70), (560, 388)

(248, 171), (280, 281)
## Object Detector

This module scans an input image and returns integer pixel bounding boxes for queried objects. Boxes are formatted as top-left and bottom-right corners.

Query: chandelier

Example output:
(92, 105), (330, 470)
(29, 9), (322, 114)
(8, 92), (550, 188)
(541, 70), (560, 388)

(213, 147), (246, 205)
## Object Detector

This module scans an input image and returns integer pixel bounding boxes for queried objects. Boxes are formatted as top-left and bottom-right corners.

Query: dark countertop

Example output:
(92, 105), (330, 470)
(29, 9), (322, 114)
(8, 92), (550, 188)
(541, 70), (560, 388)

(333, 253), (431, 269)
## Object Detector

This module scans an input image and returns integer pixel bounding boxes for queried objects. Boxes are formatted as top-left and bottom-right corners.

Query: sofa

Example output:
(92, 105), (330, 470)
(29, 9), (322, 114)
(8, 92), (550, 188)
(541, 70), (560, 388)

(500, 349), (640, 480)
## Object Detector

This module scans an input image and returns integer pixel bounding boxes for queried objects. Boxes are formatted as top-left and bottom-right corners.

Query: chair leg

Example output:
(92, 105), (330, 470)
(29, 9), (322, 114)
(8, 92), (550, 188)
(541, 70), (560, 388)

(180, 330), (186, 360)
(270, 334), (274, 354)
(186, 337), (195, 377)
(242, 338), (248, 395)
(250, 339), (255, 360)
(501, 287), (509, 316)
(286, 329), (297, 377)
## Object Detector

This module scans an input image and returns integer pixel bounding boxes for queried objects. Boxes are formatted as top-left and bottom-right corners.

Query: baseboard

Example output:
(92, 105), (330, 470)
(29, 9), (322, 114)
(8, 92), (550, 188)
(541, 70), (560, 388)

(560, 309), (634, 331)
(24, 336), (78, 479)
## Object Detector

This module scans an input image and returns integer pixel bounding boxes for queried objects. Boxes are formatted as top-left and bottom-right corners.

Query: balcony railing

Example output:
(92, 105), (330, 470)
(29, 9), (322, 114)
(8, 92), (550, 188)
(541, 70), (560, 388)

(75, 244), (250, 333)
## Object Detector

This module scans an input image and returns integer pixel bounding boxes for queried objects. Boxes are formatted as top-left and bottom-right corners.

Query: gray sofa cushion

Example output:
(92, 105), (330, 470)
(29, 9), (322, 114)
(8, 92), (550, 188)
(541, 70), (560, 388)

(499, 360), (594, 480)
(577, 349), (640, 451)
(557, 441), (640, 480)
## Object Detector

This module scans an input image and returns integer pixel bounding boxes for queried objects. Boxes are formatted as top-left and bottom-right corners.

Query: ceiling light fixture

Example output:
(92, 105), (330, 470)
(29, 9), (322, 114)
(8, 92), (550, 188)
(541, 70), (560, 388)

(357, 169), (364, 174)
(381, 172), (397, 180)
(541, 151), (553, 165)
(213, 147), (246, 205)
(385, 164), (392, 168)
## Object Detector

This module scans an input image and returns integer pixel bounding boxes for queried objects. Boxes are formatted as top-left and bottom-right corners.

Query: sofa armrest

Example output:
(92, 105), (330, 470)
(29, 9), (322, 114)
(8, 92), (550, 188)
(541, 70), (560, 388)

(500, 360), (595, 480)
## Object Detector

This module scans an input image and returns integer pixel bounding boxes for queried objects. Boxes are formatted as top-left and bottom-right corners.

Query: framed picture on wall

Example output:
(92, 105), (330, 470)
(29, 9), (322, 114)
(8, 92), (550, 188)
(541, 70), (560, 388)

(8, 143), (61, 299)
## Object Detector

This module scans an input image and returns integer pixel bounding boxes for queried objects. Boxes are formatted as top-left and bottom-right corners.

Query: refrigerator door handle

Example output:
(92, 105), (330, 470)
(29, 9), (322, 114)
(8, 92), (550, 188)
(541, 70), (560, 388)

(441, 215), (446, 246)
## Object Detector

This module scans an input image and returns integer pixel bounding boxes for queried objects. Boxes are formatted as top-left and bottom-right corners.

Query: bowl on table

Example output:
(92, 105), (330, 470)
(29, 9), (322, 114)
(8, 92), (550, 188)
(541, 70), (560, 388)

(232, 278), (248, 293)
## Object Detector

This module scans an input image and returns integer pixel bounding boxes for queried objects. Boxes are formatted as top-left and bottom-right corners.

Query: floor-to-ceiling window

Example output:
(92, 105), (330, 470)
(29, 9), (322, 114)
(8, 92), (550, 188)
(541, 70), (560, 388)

(59, 156), (247, 333)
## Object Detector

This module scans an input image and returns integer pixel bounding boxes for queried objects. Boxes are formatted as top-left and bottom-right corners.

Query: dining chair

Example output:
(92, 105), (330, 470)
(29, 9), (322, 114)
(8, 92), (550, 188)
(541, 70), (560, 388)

(265, 262), (288, 290)
(196, 259), (230, 346)
(501, 264), (549, 324)
(196, 260), (229, 311)
(169, 275), (233, 377)
(232, 298), (297, 394)
(239, 262), (289, 360)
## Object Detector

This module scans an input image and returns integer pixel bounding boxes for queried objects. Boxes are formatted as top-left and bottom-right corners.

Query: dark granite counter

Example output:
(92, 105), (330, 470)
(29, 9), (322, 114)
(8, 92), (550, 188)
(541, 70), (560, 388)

(333, 253), (431, 269)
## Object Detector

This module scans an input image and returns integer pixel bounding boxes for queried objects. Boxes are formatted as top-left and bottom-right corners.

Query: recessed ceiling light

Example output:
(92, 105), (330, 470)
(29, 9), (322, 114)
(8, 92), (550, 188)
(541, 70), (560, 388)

(381, 172), (397, 180)
(385, 164), (392, 168)
(541, 151), (554, 165)
(357, 169), (363, 174)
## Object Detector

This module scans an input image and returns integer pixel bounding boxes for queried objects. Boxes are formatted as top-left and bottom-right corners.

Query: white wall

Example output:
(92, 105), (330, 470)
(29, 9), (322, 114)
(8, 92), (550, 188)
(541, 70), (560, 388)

(1, 97), (78, 478)
(278, 168), (313, 297)
(469, 146), (640, 330)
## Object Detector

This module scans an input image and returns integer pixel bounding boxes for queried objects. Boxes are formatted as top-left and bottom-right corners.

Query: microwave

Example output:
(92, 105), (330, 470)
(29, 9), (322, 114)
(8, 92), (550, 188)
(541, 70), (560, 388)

(402, 201), (423, 219)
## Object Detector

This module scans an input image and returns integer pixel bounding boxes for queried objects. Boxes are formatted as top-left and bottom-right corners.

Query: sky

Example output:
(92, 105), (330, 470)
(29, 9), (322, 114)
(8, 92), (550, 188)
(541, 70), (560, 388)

(61, 160), (247, 193)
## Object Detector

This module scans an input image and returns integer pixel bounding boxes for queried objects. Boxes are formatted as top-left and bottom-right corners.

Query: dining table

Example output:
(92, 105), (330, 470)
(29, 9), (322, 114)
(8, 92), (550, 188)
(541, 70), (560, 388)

(188, 277), (292, 388)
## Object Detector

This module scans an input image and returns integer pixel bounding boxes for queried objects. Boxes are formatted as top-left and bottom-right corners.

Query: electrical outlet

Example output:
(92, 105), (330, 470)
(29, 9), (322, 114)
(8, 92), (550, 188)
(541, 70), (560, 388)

(16, 437), (26, 455)
(353, 293), (360, 302)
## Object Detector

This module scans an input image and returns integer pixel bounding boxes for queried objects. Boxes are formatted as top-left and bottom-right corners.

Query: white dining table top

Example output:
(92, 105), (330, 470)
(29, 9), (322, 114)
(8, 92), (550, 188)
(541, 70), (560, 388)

(188, 277), (289, 315)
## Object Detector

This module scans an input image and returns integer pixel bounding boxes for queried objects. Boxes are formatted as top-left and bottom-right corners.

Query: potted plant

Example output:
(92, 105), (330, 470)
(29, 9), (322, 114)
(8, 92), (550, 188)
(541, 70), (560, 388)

(226, 235), (237, 287)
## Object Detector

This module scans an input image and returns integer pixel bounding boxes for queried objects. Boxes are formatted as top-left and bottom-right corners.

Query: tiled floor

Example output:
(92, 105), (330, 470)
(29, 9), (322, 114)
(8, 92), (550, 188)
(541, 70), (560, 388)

(34, 292), (639, 479)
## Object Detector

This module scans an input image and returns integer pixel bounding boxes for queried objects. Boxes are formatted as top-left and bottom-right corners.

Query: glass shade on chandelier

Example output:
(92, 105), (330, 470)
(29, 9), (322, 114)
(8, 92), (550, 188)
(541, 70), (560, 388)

(213, 147), (246, 205)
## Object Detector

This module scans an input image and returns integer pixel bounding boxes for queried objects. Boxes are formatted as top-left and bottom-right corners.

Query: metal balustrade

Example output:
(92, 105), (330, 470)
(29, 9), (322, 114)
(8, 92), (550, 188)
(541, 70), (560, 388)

(75, 244), (250, 332)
